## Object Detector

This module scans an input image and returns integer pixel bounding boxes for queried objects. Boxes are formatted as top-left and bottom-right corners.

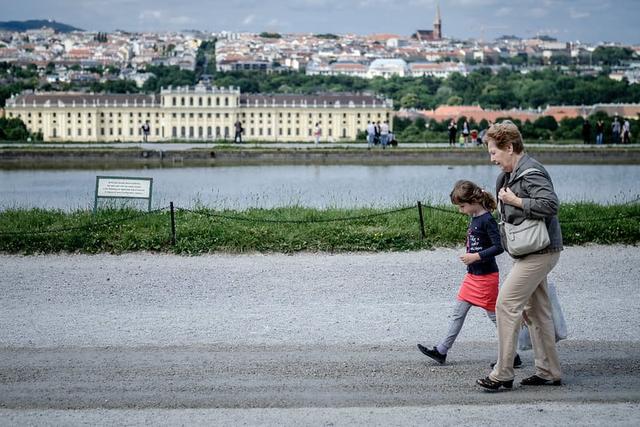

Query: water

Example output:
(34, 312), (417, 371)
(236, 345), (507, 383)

(1, 164), (638, 211)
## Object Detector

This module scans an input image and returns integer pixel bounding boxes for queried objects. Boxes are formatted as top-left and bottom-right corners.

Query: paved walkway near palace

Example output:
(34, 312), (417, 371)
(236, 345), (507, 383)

(5, 141), (640, 151)
(1, 246), (639, 425)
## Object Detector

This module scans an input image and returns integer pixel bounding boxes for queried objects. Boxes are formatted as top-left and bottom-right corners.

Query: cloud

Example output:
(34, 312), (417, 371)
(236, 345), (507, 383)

(495, 7), (512, 17)
(569, 8), (590, 19)
(449, 0), (499, 6)
(168, 16), (194, 26)
(301, 0), (335, 6)
(357, 0), (391, 5)
(528, 7), (548, 18)
(137, 10), (193, 26)
(242, 14), (256, 26)
(138, 10), (163, 21)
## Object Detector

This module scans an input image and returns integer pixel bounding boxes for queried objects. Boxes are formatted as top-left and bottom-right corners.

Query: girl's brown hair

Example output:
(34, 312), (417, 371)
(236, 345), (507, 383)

(450, 180), (497, 212)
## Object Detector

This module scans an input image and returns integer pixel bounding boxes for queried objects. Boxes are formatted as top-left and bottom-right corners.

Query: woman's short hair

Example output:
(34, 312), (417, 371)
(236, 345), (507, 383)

(483, 120), (524, 153)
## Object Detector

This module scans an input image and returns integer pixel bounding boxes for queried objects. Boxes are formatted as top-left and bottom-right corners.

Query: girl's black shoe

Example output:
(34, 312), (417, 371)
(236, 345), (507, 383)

(476, 376), (514, 391)
(417, 344), (446, 364)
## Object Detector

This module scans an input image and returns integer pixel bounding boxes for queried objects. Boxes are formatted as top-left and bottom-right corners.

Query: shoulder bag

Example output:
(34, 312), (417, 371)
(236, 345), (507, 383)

(499, 168), (550, 257)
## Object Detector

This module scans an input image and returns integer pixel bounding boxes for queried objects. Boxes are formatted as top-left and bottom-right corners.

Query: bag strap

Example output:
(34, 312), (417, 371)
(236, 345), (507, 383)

(514, 167), (543, 181)
(498, 168), (543, 222)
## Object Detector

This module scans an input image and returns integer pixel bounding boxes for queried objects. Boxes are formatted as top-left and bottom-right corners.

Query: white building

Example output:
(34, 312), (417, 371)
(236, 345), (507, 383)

(367, 58), (408, 78)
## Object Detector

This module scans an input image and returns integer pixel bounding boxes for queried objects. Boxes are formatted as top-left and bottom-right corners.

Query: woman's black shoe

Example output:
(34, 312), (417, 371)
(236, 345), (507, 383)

(520, 374), (562, 386)
(476, 376), (514, 391)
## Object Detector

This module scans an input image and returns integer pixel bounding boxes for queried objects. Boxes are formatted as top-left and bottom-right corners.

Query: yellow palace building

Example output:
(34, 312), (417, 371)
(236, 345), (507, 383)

(4, 83), (393, 142)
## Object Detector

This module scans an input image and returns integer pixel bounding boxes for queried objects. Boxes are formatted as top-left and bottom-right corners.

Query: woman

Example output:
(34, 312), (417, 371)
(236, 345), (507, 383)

(476, 120), (564, 391)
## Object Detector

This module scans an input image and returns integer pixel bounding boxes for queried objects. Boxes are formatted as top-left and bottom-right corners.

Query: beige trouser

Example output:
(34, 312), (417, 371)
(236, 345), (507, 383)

(490, 251), (561, 382)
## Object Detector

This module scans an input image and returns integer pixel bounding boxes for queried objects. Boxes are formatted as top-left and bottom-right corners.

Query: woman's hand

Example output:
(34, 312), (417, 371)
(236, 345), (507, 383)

(498, 187), (524, 208)
(460, 252), (481, 265)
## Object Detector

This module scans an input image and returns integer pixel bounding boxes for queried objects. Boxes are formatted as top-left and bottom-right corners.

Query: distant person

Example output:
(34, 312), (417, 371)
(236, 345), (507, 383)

(417, 180), (519, 368)
(612, 117), (621, 144)
(478, 121), (492, 146)
(314, 123), (322, 144)
(581, 119), (591, 144)
(234, 120), (244, 143)
(622, 119), (631, 144)
(366, 121), (376, 149)
(448, 120), (457, 146)
(141, 121), (150, 142)
(388, 131), (398, 147)
(462, 120), (470, 145)
(595, 119), (604, 145)
(375, 121), (381, 145)
(470, 129), (479, 145)
(380, 120), (390, 148)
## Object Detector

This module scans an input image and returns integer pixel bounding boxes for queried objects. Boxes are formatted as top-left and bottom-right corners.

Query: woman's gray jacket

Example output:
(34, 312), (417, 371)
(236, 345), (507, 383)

(495, 153), (563, 254)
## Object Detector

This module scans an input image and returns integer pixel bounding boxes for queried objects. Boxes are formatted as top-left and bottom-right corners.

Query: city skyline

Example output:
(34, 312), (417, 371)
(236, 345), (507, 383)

(2, 0), (640, 45)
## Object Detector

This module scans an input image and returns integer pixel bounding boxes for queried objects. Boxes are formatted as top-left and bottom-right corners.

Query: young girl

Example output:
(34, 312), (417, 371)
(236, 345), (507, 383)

(417, 180), (521, 368)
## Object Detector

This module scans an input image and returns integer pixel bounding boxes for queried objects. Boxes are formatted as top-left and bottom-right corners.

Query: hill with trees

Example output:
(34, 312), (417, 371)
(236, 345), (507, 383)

(0, 19), (83, 33)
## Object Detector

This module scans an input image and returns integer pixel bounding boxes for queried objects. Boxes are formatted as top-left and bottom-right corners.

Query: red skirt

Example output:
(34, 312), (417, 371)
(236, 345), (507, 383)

(457, 272), (499, 312)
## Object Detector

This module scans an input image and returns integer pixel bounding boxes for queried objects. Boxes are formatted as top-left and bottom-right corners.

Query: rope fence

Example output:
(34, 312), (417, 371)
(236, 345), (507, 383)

(0, 201), (638, 244)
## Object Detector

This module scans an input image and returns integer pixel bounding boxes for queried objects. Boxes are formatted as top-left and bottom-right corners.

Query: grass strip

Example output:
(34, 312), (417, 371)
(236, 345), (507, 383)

(0, 203), (638, 254)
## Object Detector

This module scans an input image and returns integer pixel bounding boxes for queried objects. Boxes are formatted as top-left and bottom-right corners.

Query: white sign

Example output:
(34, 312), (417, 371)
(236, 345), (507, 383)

(97, 177), (152, 199)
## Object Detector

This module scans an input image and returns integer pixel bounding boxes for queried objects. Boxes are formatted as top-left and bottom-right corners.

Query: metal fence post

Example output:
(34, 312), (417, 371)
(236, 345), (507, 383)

(417, 201), (426, 239)
(170, 202), (176, 245)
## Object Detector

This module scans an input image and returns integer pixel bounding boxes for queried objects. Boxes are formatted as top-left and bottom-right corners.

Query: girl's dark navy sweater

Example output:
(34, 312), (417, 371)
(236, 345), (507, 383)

(467, 212), (503, 275)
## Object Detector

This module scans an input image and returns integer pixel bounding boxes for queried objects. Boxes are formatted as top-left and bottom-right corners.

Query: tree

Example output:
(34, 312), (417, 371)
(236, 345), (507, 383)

(259, 32), (281, 39)
(592, 46), (634, 66)
(0, 117), (29, 140)
(534, 115), (558, 132)
(400, 92), (419, 109)
(446, 95), (463, 105)
(392, 116), (412, 132)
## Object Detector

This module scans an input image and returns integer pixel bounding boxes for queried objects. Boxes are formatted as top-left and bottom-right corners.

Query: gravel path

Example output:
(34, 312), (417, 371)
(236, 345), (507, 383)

(1, 245), (639, 425)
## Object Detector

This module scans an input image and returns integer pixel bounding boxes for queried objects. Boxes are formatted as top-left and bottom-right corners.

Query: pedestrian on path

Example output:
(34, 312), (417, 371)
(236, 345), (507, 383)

(418, 180), (519, 367)
(314, 123), (322, 144)
(477, 120), (563, 391)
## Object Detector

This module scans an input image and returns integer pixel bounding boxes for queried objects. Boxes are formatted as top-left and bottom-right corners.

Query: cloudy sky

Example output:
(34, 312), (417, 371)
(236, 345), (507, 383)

(3, 0), (639, 44)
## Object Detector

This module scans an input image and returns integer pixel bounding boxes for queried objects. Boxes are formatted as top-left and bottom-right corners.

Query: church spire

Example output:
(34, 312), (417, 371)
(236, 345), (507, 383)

(433, 2), (442, 40)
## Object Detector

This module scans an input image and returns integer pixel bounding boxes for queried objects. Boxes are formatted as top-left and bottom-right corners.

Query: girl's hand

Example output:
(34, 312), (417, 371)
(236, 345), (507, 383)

(460, 252), (481, 265)
(498, 187), (523, 208)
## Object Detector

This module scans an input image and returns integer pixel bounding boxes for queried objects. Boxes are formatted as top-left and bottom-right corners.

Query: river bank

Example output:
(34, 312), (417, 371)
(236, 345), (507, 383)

(2, 145), (640, 167)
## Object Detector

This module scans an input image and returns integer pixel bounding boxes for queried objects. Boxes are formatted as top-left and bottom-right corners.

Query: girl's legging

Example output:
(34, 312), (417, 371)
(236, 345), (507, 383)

(438, 300), (496, 353)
